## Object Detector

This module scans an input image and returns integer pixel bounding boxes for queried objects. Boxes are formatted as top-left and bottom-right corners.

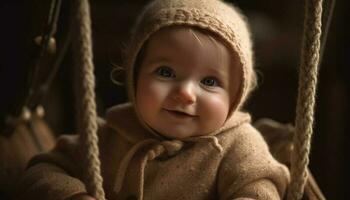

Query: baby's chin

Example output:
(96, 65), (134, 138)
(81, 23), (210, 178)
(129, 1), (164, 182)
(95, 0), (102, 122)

(154, 126), (213, 139)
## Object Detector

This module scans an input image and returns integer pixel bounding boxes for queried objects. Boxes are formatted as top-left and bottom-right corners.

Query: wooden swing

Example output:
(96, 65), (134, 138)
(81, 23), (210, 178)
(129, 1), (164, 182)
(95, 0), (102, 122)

(0, 0), (333, 199)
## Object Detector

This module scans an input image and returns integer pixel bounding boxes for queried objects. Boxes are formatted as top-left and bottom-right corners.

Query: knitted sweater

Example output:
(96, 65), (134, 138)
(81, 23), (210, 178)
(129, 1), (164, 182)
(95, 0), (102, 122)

(16, 103), (289, 200)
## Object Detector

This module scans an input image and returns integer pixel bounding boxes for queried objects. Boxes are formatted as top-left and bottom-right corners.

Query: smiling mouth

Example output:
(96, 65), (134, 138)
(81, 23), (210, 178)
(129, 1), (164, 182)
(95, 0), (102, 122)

(163, 109), (196, 118)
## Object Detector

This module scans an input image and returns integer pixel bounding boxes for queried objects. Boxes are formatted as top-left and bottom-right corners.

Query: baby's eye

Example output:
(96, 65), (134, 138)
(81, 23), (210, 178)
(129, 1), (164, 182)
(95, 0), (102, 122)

(154, 66), (175, 78)
(201, 77), (219, 87)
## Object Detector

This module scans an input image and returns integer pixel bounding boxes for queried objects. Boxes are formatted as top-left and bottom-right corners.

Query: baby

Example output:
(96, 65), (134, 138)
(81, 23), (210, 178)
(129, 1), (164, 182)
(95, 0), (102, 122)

(16, 0), (290, 199)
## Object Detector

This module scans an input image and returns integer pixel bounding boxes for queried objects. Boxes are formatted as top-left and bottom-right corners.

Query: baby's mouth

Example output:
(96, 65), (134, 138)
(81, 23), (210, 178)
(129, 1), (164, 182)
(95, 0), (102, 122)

(163, 108), (196, 118)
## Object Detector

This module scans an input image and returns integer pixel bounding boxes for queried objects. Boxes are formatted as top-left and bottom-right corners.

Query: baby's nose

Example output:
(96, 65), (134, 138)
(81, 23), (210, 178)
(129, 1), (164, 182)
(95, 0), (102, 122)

(173, 83), (196, 105)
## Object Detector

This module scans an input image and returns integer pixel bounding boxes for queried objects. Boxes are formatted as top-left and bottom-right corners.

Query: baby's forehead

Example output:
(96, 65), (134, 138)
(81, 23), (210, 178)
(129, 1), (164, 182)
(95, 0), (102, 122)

(140, 27), (242, 82)
(148, 26), (222, 47)
(145, 27), (228, 57)
(143, 26), (239, 69)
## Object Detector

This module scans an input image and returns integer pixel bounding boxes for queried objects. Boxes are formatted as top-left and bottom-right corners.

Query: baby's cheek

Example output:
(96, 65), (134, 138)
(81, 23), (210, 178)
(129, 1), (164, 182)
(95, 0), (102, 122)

(200, 94), (230, 128)
(138, 79), (168, 109)
(146, 81), (169, 102)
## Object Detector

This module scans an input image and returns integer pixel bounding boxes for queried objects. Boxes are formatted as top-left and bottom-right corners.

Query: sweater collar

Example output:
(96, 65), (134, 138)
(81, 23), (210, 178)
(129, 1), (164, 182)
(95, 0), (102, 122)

(105, 102), (251, 199)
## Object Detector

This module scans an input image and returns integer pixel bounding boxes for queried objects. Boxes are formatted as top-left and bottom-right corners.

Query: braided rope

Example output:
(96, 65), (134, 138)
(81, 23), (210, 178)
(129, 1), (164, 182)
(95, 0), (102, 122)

(73, 0), (105, 199)
(287, 0), (323, 199)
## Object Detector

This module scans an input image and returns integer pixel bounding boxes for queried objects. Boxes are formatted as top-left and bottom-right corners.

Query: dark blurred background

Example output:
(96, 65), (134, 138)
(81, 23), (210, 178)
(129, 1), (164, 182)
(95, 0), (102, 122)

(0, 0), (348, 199)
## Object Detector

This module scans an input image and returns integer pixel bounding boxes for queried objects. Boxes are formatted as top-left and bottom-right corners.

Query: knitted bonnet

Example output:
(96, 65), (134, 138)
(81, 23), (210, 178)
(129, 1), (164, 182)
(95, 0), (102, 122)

(125, 0), (255, 121)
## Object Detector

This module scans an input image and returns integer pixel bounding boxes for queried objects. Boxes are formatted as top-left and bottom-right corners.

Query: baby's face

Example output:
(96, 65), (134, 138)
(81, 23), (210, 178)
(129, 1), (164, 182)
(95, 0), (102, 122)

(135, 27), (240, 139)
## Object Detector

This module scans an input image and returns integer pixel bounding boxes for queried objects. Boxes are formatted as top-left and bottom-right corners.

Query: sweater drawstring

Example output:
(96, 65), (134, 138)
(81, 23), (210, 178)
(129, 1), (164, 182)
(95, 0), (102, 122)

(137, 140), (183, 200)
(114, 139), (157, 193)
(114, 136), (222, 199)
(114, 139), (184, 196)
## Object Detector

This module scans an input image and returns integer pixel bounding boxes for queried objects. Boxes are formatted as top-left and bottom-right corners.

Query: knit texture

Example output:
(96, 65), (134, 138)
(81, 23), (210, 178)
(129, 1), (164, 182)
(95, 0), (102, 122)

(15, 103), (290, 200)
(125, 0), (255, 124)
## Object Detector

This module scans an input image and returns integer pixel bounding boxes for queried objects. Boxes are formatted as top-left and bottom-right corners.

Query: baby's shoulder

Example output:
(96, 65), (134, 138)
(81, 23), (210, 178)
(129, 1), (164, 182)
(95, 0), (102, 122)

(105, 103), (135, 123)
(103, 103), (152, 142)
(217, 119), (268, 154)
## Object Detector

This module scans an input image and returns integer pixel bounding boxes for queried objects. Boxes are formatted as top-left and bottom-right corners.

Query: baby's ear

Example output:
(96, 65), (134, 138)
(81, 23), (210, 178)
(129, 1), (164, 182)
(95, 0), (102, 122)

(110, 65), (126, 86)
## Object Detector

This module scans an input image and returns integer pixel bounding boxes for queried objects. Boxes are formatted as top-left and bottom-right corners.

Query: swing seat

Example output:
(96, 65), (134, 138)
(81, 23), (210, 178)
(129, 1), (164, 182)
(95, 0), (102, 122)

(0, 110), (56, 199)
(254, 118), (326, 200)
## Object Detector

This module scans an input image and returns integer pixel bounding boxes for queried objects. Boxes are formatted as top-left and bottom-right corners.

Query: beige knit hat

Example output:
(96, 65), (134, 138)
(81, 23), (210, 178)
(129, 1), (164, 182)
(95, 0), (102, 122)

(125, 0), (255, 119)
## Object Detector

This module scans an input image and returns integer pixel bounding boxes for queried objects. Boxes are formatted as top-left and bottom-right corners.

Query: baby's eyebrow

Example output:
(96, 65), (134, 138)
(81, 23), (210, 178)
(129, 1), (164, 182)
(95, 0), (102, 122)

(144, 57), (172, 67)
(206, 66), (228, 78)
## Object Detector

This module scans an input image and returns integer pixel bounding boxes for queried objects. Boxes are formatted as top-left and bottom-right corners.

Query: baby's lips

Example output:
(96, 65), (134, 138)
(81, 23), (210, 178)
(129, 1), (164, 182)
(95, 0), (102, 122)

(163, 108), (197, 117)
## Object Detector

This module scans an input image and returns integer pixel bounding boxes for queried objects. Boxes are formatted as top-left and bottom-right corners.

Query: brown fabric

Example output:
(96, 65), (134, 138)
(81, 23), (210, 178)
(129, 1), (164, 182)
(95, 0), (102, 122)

(16, 103), (289, 200)
(254, 119), (326, 200)
(254, 119), (294, 166)
(0, 115), (55, 198)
